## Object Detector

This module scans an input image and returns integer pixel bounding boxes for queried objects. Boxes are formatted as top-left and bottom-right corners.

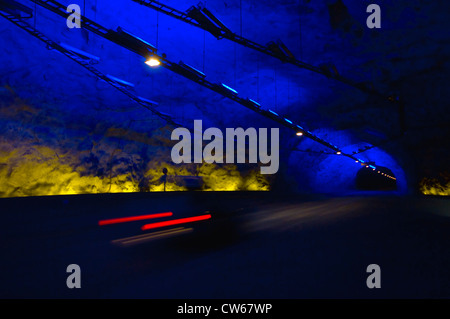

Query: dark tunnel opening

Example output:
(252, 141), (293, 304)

(355, 166), (397, 191)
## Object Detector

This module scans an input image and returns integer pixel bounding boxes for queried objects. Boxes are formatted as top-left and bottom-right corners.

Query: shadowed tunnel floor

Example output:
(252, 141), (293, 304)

(1, 192), (449, 298)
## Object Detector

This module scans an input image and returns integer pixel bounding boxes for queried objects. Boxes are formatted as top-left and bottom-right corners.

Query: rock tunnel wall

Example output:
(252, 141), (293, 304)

(0, 0), (449, 197)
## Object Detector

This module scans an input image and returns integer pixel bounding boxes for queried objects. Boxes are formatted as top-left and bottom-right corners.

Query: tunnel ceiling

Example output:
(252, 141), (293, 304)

(0, 0), (449, 196)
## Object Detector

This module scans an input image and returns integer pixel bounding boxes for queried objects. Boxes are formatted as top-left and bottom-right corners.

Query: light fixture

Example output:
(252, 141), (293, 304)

(296, 132), (303, 136)
(268, 109), (279, 116)
(246, 98), (261, 108)
(336, 151), (342, 155)
(106, 74), (135, 88)
(145, 57), (161, 67)
(285, 118), (293, 124)
(178, 60), (205, 78)
(220, 83), (238, 95)
(137, 96), (158, 107)
(59, 42), (100, 63)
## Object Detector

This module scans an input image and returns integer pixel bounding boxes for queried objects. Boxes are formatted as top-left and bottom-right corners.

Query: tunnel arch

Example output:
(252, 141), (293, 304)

(286, 130), (408, 195)
(355, 166), (397, 191)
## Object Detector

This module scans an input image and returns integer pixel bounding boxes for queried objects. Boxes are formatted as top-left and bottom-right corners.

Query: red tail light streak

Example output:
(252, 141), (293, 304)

(98, 212), (173, 226)
(141, 214), (212, 230)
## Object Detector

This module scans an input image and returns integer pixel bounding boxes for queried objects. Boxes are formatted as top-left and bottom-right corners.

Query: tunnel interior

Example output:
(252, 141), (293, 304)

(1, 0), (450, 300)
(0, 0), (448, 197)
(355, 166), (397, 191)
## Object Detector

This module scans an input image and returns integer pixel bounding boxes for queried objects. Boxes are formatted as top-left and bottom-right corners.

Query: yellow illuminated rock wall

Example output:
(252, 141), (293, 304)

(420, 175), (450, 196)
(0, 87), (269, 198)
(0, 142), (270, 198)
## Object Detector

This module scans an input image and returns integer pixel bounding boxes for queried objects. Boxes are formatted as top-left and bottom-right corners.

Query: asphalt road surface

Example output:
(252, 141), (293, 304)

(1, 192), (449, 298)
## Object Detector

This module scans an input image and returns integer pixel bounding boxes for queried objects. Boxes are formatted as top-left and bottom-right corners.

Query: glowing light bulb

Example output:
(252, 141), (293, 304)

(296, 132), (303, 136)
(145, 57), (160, 67)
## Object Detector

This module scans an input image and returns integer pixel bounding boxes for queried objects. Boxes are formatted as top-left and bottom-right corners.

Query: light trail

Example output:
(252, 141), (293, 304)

(98, 212), (173, 226)
(141, 214), (212, 230)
